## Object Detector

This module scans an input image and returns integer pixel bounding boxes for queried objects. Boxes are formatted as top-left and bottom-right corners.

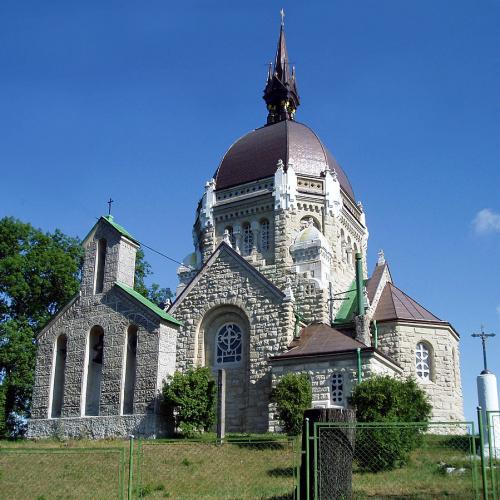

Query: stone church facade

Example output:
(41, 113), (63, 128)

(28, 21), (463, 438)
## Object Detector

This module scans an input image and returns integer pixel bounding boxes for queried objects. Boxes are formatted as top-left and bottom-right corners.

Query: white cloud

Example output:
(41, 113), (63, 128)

(473, 208), (500, 234)
(497, 306), (500, 315)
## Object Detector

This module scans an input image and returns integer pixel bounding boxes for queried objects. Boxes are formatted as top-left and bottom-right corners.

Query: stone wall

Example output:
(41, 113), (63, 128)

(28, 286), (175, 438)
(171, 246), (292, 433)
(269, 353), (398, 432)
(81, 221), (137, 297)
(376, 321), (464, 422)
(27, 414), (167, 440)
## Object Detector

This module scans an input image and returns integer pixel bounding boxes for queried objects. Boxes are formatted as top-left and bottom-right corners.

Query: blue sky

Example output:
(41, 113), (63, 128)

(1, 1), (499, 423)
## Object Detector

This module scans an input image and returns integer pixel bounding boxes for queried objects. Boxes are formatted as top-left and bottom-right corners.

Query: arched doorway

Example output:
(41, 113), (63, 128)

(199, 306), (250, 432)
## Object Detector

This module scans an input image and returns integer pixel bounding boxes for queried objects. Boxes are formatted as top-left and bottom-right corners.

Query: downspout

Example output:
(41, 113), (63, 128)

(373, 320), (379, 350)
(356, 347), (362, 383)
(355, 253), (364, 315)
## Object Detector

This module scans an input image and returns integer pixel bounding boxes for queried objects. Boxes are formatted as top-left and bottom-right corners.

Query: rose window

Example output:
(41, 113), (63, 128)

(216, 323), (242, 364)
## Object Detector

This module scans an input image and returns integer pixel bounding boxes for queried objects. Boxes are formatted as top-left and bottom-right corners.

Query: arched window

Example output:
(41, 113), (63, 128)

(346, 236), (352, 264)
(260, 219), (270, 252)
(94, 239), (107, 294)
(331, 372), (344, 406)
(216, 323), (242, 365)
(83, 326), (104, 416)
(225, 226), (236, 247)
(122, 325), (138, 415)
(416, 342), (431, 381)
(242, 223), (253, 255)
(300, 216), (320, 230)
(50, 334), (67, 418)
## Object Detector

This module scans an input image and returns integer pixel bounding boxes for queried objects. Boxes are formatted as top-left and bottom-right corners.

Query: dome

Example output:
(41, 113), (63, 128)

(293, 223), (331, 250)
(214, 120), (355, 201)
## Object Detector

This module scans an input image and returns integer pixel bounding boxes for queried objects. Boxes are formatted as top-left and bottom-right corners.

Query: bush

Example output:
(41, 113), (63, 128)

(349, 376), (432, 472)
(271, 373), (312, 435)
(162, 367), (216, 437)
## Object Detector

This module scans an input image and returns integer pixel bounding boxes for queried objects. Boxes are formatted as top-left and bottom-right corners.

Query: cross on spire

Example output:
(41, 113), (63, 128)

(472, 325), (496, 373)
(107, 197), (114, 216)
(280, 8), (285, 27)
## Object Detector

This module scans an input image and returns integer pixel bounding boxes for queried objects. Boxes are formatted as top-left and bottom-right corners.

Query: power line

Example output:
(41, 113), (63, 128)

(139, 241), (188, 268)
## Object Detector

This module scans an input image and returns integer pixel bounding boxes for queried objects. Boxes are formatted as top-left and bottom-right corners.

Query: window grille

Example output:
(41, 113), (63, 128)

(242, 223), (253, 255)
(260, 220), (270, 251)
(216, 323), (242, 365)
(416, 342), (430, 381)
(331, 373), (344, 405)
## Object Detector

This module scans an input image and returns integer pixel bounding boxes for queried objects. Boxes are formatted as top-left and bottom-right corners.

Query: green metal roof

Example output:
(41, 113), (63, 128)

(82, 215), (139, 245)
(102, 215), (139, 244)
(333, 279), (368, 324)
(115, 281), (183, 326)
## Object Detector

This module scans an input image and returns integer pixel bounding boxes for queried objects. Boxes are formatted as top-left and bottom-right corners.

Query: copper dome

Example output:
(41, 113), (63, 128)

(214, 120), (355, 201)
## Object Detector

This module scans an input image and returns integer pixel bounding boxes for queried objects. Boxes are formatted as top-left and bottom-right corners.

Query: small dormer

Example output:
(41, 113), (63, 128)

(81, 215), (140, 297)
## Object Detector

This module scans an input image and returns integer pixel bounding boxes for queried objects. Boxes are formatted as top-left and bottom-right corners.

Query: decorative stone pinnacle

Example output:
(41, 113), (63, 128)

(377, 249), (385, 266)
(222, 229), (232, 247)
(276, 159), (285, 170)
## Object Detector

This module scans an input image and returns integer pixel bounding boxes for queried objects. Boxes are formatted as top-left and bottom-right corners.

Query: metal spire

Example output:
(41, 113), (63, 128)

(472, 325), (496, 373)
(263, 11), (300, 125)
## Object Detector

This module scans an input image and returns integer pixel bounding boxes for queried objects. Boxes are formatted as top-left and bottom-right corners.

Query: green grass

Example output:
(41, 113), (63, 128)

(0, 434), (491, 499)
(351, 435), (482, 499)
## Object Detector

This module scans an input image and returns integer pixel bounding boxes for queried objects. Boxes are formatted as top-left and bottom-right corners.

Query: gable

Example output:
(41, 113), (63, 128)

(170, 242), (285, 313)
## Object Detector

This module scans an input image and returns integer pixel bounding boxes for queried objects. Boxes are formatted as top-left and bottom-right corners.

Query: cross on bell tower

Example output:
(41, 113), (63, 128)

(107, 197), (114, 216)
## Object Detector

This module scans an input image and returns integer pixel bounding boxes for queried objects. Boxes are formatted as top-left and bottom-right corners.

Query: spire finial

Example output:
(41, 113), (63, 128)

(280, 8), (285, 27)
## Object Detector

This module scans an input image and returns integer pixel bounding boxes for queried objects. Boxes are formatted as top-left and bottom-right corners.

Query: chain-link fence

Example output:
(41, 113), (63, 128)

(0, 446), (126, 499)
(306, 421), (480, 500)
(0, 421), (493, 499)
(487, 410), (500, 497)
(135, 438), (297, 499)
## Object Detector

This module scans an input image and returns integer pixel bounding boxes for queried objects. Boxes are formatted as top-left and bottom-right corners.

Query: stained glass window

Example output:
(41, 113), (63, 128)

(242, 223), (253, 255)
(260, 219), (270, 251)
(416, 342), (430, 381)
(216, 323), (242, 365)
(331, 373), (344, 405)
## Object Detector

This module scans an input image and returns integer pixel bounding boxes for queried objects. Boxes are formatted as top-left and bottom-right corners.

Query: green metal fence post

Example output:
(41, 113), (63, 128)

(305, 418), (310, 500)
(314, 423), (319, 500)
(487, 412), (497, 500)
(478, 407), (489, 500)
(128, 434), (134, 500)
(471, 421), (480, 500)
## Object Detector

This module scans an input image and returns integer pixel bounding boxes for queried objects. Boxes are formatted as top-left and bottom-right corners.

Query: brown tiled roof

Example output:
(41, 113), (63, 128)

(274, 323), (365, 359)
(373, 283), (442, 323)
(214, 120), (355, 200)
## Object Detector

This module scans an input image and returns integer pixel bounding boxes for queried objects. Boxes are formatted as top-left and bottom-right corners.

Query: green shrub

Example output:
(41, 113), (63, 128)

(270, 373), (312, 435)
(349, 376), (432, 472)
(162, 367), (216, 437)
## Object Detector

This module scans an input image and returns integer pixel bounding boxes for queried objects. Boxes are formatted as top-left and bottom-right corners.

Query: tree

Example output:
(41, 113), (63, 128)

(270, 372), (312, 435)
(0, 217), (173, 436)
(134, 248), (173, 307)
(0, 217), (83, 436)
(349, 376), (432, 472)
(162, 367), (216, 437)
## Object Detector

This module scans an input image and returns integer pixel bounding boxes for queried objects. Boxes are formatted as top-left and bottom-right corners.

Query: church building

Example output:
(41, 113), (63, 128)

(28, 20), (463, 438)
